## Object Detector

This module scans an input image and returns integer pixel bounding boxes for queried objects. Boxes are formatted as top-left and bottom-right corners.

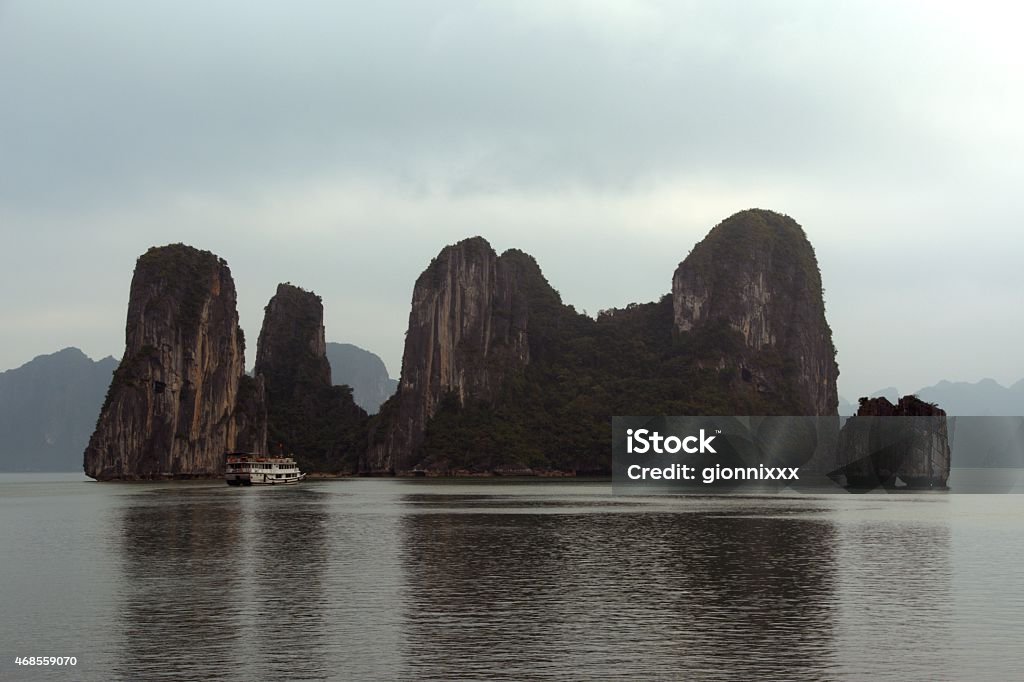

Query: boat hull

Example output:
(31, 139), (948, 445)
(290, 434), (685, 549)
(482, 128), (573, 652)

(225, 473), (304, 486)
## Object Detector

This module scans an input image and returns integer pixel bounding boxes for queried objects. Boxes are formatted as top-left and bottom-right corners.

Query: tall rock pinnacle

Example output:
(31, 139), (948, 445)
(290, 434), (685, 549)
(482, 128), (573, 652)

(84, 244), (266, 480)
(254, 283), (367, 473)
(364, 237), (531, 473)
(672, 209), (839, 415)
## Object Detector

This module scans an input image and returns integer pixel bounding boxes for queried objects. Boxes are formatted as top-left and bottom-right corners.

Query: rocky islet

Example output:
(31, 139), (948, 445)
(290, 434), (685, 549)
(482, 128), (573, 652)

(85, 210), (932, 479)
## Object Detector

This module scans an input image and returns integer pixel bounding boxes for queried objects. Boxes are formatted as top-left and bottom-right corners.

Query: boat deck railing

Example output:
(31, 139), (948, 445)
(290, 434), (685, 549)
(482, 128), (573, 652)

(225, 455), (297, 464)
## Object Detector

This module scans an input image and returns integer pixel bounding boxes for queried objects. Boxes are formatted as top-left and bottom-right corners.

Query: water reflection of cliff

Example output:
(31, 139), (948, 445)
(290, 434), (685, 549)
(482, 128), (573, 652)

(398, 498), (841, 679)
(115, 486), (329, 681)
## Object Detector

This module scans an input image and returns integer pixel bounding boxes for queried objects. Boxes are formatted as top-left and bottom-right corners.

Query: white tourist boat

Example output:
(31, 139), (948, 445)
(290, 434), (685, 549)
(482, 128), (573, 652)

(225, 453), (306, 486)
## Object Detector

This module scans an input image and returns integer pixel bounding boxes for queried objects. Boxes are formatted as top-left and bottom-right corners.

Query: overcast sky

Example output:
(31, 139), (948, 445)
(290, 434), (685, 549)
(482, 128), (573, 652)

(1, 0), (1022, 400)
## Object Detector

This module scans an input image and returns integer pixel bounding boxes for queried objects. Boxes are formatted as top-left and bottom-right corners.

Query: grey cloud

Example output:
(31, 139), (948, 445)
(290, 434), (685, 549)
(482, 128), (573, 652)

(1, 1), (993, 210)
(1, 0), (1022, 400)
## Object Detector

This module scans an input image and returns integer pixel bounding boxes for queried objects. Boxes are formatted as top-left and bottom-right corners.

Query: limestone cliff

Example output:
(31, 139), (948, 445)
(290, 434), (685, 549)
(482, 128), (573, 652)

(672, 209), (839, 416)
(232, 374), (269, 456)
(364, 238), (530, 473)
(84, 244), (266, 480)
(835, 395), (951, 489)
(254, 284), (367, 473)
(368, 211), (841, 475)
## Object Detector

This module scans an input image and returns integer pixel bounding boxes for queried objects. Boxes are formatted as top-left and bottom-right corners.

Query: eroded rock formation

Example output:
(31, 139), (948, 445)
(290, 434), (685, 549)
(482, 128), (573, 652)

(254, 283), (367, 473)
(369, 210), (840, 475)
(84, 244), (266, 480)
(364, 238), (530, 473)
(88, 210), (841, 479)
(232, 374), (268, 456)
(672, 209), (839, 416)
(836, 395), (951, 488)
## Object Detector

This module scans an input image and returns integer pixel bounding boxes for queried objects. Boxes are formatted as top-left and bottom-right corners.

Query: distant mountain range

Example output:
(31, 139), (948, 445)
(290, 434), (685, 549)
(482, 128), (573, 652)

(1, 343), (398, 471)
(0, 348), (117, 471)
(840, 378), (1024, 416)
(325, 342), (398, 415)
(2, 346), (1018, 471)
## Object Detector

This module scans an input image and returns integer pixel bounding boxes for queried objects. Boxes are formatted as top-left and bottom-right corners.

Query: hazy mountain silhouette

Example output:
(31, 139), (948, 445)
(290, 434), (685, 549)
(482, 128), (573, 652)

(916, 379), (1024, 416)
(2, 339), (398, 472)
(841, 378), (1024, 417)
(325, 342), (398, 415)
(247, 342), (396, 414)
(0, 348), (117, 471)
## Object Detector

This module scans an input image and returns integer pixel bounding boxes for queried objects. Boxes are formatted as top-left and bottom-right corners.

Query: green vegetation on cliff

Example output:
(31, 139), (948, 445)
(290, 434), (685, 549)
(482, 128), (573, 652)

(264, 381), (367, 473)
(415, 257), (793, 473)
(135, 243), (227, 342)
(400, 210), (836, 474)
(681, 209), (831, 337)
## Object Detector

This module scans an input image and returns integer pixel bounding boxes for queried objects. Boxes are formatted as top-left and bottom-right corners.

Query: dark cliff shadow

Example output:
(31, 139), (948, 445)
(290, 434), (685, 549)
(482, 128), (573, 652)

(396, 497), (839, 680)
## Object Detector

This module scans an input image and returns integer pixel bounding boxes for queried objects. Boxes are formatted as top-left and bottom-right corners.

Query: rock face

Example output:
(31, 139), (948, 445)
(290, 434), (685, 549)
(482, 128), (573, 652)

(672, 209), (838, 416)
(232, 374), (268, 456)
(254, 284), (367, 473)
(364, 238), (530, 473)
(325, 342), (398, 414)
(369, 212), (840, 475)
(836, 395), (951, 488)
(84, 244), (266, 480)
(255, 284), (332, 388)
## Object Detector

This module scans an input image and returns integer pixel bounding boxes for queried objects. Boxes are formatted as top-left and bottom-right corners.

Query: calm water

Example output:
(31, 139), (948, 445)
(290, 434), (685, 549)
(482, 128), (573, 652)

(1, 475), (1023, 681)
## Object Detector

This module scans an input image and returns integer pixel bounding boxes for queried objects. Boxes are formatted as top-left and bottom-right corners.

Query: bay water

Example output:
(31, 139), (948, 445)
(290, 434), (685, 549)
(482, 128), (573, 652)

(2, 474), (1022, 680)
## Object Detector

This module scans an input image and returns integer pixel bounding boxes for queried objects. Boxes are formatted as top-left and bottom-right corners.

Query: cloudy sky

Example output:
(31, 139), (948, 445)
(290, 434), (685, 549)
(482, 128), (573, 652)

(1, 0), (1021, 400)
